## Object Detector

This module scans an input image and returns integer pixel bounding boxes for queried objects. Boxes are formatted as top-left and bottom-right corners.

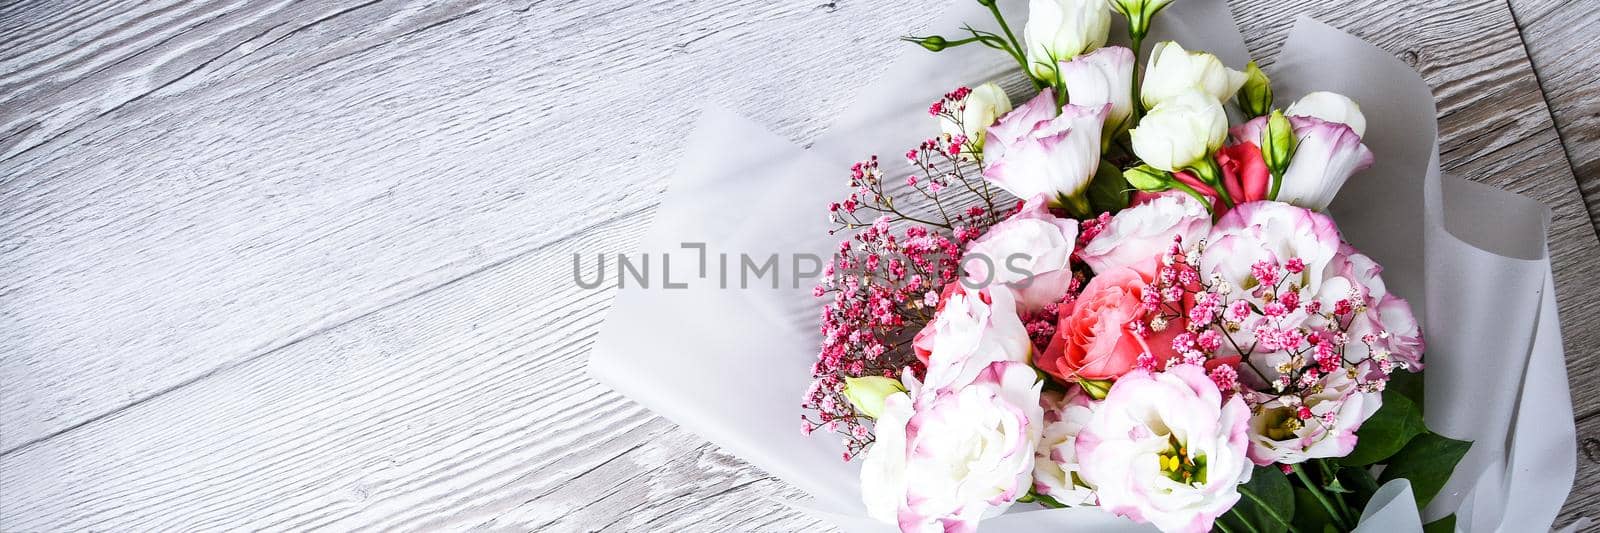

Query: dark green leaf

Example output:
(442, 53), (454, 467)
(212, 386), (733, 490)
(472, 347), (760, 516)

(1088, 161), (1132, 213)
(1341, 389), (1426, 466)
(1290, 487), (1340, 533)
(1217, 466), (1295, 533)
(1336, 465), (1381, 508)
(1387, 370), (1425, 411)
(1378, 432), (1472, 509)
(1423, 514), (1456, 533)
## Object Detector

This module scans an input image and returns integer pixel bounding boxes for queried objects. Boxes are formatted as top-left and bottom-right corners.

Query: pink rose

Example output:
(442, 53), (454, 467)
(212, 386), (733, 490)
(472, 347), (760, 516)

(1038, 266), (1181, 382)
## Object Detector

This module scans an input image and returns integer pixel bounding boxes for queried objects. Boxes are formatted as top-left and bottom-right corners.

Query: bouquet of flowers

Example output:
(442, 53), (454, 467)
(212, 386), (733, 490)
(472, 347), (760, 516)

(801, 1), (1469, 531)
(589, 0), (1578, 531)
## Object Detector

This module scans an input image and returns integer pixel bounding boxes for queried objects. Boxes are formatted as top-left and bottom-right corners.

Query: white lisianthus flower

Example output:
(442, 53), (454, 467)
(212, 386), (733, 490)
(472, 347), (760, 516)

(1059, 45), (1136, 140)
(1023, 0), (1111, 83)
(1076, 365), (1254, 533)
(1247, 371), (1382, 465)
(1033, 388), (1099, 506)
(1130, 90), (1228, 172)
(963, 195), (1080, 311)
(861, 361), (1045, 532)
(1287, 91), (1367, 138)
(911, 285), (1032, 393)
(1078, 191), (1211, 276)
(983, 90), (1109, 210)
(1140, 41), (1248, 108)
(940, 82), (1013, 155)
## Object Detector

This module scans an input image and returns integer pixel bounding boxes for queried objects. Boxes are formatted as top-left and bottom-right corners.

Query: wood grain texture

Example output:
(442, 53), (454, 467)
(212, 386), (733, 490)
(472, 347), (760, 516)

(0, 0), (943, 453)
(1509, 0), (1600, 249)
(2, 0), (1596, 529)
(0, 210), (832, 531)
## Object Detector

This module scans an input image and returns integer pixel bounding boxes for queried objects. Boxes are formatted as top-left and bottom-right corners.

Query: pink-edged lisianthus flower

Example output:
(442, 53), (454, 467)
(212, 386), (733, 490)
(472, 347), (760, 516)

(963, 194), (1079, 311)
(1247, 370), (1382, 465)
(1059, 45), (1135, 139)
(911, 285), (1032, 393)
(1033, 387), (1099, 506)
(1078, 191), (1211, 277)
(1076, 364), (1254, 533)
(860, 361), (1044, 532)
(1199, 201), (1343, 336)
(1316, 244), (1424, 372)
(1039, 266), (1181, 382)
(982, 89), (1109, 208)
(1233, 115), (1373, 211)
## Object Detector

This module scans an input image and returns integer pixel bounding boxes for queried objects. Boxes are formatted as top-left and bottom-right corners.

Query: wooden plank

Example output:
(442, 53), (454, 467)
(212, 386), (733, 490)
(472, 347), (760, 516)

(0, 0), (947, 452)
(1508, 0), (1600, 232)
(1568, 415), (1600, 527)
(3, 0), (1595, 529)
(0, 210), (832, 531)
(1506, 0), (1600, 524)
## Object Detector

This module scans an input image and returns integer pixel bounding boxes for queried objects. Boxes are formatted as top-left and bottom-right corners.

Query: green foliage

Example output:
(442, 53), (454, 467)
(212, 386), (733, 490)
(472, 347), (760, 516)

(1218, 466), (1296, 533)
(1088, 161), (1132, 213)
(1378, 432), (1472, 509)
(1341, 388), (1427, 466)
(1423, 515), (1456, 533)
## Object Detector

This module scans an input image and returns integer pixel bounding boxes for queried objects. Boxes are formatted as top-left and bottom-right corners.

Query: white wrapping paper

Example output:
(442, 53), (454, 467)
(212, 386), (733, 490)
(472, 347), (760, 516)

(589, 1), (1577, 530)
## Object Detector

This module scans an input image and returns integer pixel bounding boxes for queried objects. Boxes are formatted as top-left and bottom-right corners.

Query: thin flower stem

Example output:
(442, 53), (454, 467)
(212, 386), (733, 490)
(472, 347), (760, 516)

(985, 3), (1028, 70)
(1238, 485), (1300, 532)
(1293, 464), (1350, 530)
(1130, 34), (1145, 121)
(1318, 459), (1358, 523)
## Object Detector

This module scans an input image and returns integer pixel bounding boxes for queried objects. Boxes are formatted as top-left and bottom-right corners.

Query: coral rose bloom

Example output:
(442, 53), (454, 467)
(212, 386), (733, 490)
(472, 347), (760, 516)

(1039, 266), (1180, 382)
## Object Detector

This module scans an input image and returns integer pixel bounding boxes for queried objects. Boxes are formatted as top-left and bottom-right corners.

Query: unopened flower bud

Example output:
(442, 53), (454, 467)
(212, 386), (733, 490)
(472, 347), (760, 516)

(1023, 0), (1112, 83)
(842, 376), (907, 419)
(1078, 377), (1113, 400)
(905, 35), (950, 52)
(1237, 61), (1272, 119)
(1123, 164), (1173, 192)
(1109, 0), (1176, 39)
(939, 82), (1012, 155)
(1262, 109), (1296, 179)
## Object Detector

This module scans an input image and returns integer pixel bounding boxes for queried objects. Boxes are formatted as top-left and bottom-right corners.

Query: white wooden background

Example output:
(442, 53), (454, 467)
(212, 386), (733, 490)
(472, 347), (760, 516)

(2, 0), (1596, 530)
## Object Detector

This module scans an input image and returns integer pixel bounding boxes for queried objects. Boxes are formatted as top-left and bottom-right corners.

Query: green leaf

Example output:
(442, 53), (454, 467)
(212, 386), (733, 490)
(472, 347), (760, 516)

(1387, 370), (1425, 411)
(1336, 465), (1381, 508)
(1423, 514), (1456, 533)
(1217, 466), (1295, 533)
(1290, 487), (1340, 533)
(1378, 432), (1472, 509)
(1088, 161), (1132, 213)
(1341, 389), (1426, 466)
